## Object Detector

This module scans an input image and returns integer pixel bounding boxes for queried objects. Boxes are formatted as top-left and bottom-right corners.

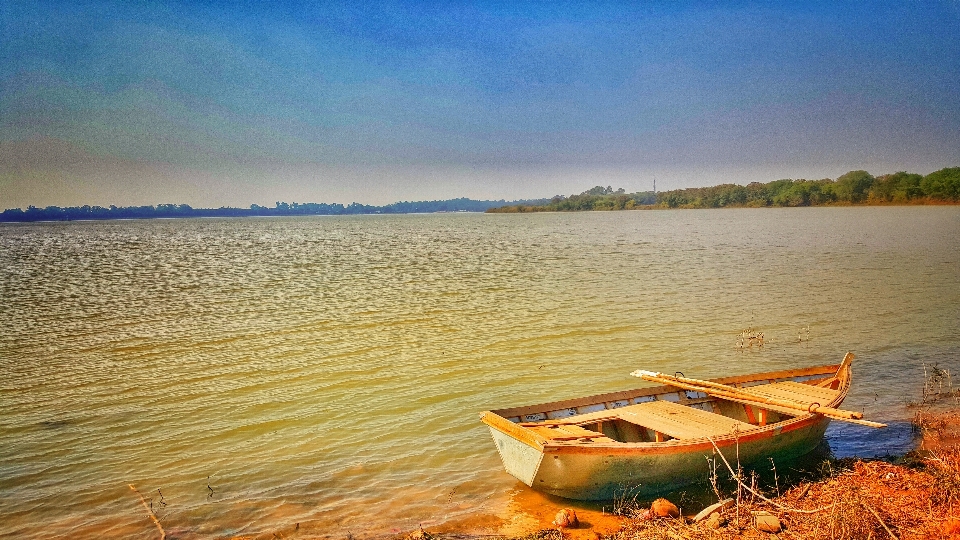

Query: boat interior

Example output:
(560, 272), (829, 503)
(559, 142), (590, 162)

(487, 364), (847, 445)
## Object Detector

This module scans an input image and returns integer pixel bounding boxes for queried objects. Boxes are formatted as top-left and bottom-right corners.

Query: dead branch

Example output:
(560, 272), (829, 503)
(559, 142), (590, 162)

(861, 502), (898, 540)
(129, 484), (166, 540)
(706, 437), (834, 515)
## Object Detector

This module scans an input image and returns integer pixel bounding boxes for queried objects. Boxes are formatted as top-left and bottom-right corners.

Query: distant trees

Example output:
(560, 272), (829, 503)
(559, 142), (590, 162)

(834, 170), (875, 203)
(485, 166), (960, 213)
(869, 171), (924, 203)
(920, 167), (960, 201)
(487, 187), (654, 213)
(767, 179), (837, 207)
(0, 198), (548, 223)
(0, 203), (261, 222)
(582, 185), (626, 196)
(648, 167), (959, 209)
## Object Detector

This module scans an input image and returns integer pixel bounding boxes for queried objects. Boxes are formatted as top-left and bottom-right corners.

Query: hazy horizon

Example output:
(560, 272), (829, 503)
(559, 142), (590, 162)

(2, 2), (959, 209)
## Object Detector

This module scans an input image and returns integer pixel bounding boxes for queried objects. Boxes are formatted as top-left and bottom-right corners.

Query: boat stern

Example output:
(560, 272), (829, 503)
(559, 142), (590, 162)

(486, 425), (545, 486)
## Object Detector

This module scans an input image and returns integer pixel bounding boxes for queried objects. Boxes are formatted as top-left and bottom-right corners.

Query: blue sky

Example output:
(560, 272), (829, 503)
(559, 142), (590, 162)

(2, 1), (959, 207)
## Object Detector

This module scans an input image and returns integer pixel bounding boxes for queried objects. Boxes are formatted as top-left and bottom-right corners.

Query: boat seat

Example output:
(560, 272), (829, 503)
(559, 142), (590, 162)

(742, 381), (841, 405)
(519, 383), (832, 442)
(524, 423), (617, 443)
(616, 400), (754, 440)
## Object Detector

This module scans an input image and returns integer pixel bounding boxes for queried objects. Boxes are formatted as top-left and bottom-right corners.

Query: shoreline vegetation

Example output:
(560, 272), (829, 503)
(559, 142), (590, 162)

(3, 168), (958, 224)
(0, 197), (550, 223)
(487, 168), (960, 213)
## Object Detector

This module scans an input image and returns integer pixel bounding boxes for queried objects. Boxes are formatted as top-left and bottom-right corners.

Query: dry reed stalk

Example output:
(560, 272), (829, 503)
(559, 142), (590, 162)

(129, 484), (166, 540)
(706, 437), (834, 514)
(774, 460), (944, 539)
(861, 502), (898, 540)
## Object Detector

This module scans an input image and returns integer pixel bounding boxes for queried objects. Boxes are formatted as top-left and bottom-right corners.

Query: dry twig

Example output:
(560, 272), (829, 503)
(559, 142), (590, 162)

(129, 484), (166, 540)
(861, 502), (898, 540)
(706, 437), (833, 514)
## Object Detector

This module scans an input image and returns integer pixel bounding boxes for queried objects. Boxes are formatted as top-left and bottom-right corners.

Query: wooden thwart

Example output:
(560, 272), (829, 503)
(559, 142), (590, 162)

(525, 424), (616, 443)
(618, 400), (753, 440)
(523, 399), (754, 441)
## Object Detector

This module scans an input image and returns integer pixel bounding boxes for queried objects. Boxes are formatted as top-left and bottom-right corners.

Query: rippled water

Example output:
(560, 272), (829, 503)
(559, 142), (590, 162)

(2, 207), (959, 538)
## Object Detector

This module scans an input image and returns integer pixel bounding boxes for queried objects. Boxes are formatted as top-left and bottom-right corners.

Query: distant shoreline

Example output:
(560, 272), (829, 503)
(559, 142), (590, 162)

(3, 167), (957, 222)
(0, 197), (547, 223)
(4, 199), (957, 225)
(5, 200), (959, 225)
(487, 198), (960, 213)
(488, 167), (960, 213)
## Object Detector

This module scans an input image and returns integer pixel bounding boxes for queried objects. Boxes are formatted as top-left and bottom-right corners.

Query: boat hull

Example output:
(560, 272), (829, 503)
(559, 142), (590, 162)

(489, 415), (830, 500)
(482, 359), (854, 501)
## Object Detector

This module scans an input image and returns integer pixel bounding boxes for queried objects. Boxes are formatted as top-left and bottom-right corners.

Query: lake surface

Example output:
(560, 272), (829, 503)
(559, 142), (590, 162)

(2, 207), (958, 538)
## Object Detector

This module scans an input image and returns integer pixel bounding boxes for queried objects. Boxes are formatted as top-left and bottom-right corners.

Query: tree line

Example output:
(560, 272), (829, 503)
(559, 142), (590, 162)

(486, 185), (657, 213)
(0, 197), (548, 223)
(486, 167), (960, 212)
(3, 167), (956, 222)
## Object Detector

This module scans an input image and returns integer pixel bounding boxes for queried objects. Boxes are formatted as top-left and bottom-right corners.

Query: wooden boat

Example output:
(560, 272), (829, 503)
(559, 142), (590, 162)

(480, 353), (880, 500)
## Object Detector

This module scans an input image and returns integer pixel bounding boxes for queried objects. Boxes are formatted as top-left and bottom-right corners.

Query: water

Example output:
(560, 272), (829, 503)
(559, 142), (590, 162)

(1, 207), (958, 538)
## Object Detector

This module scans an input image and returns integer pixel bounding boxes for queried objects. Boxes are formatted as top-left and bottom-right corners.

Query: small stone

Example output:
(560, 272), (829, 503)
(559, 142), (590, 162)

(633, 508), (652, 522)
(650, 498), (680, 518)
(753, 511), (781, 533)
(703, 513), (727, 529)
(407, 528), (433, 540)
(553, 508), (579, 529)
(693, 498), (734, 522)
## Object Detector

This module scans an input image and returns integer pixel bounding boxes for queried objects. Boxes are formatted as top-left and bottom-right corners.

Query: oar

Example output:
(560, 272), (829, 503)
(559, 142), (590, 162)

(636, 370), (863, 418)
(630, 370), (886, 428)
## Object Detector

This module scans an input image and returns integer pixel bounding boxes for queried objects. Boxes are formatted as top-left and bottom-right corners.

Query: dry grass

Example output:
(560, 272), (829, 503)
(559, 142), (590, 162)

(929, 447), (960, 509)
(595, 457), (955, 540)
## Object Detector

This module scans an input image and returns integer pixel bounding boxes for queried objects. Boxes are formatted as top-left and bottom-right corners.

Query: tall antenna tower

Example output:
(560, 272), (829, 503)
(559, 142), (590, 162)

(653, 177), (657, 193)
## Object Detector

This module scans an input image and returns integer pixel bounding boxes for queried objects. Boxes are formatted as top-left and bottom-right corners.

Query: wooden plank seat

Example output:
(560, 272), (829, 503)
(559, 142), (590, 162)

(525, 423), (617, 443)
(522, 400), (754, 441)
(742, 381), (841, 405)
(518, 379), (839, 442)
(518, 404), (648, 427)
(616, 400), (753, 440)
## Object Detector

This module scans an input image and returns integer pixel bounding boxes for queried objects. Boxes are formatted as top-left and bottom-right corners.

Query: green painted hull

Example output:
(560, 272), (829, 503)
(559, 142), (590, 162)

(483, 359), (855, 501)
(490, 415), (829, 500)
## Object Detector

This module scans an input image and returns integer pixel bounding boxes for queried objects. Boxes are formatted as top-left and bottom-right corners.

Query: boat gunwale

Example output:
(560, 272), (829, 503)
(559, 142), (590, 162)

(487, 363), (842, 419)
(481, 362), (850, 453)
